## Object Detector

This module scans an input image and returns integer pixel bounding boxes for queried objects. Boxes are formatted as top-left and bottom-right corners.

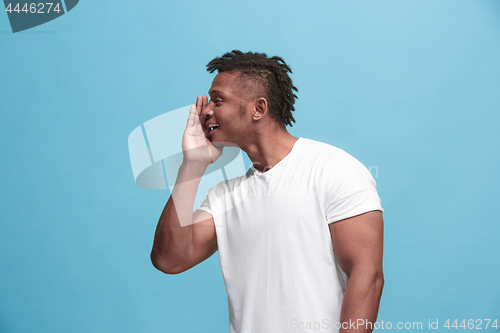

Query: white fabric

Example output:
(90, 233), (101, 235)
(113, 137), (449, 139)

(195, 137), (383, 333)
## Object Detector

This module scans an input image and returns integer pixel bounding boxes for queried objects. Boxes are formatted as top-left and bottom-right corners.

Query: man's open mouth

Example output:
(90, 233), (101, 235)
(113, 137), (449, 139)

(208, 124), (219, 135)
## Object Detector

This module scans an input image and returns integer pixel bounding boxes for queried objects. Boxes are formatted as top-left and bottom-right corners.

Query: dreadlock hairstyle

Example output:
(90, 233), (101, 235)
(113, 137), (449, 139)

(206, 50), (298, 128)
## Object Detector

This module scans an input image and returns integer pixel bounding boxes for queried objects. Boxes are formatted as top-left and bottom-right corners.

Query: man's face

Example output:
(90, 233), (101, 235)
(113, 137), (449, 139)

(202, 71), (251, 146)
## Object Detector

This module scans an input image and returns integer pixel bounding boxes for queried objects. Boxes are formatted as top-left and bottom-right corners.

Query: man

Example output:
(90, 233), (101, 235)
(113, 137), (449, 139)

(150, 50), (384, 333)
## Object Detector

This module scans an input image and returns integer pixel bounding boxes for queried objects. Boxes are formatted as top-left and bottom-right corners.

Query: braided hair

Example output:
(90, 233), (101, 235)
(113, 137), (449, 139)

(206, 50), (298, 128)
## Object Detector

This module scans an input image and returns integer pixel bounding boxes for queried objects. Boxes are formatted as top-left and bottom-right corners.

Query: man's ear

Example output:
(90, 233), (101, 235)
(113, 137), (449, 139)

(253, 97), (268, 121)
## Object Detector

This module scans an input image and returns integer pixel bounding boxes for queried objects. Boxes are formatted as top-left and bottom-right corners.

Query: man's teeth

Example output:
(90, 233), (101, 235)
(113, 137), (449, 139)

(210, 125), (219, 131)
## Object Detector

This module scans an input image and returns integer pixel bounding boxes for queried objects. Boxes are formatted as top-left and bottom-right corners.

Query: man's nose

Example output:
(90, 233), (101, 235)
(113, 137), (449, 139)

(201, 102), (214, 120)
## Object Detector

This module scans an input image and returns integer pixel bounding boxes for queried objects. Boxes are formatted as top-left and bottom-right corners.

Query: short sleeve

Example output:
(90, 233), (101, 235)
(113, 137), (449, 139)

(195, 191), (212, 215)
(324, 152), (383, 224)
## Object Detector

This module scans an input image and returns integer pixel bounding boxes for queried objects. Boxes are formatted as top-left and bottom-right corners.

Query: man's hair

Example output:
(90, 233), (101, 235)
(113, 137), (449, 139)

(206, 50), (298, 128)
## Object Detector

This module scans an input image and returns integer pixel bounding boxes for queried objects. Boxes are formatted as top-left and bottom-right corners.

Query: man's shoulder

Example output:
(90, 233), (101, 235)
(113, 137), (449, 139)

(299, 137), (359, 163)
(300, 138), (379, 204)
(207, 172), (248, 196)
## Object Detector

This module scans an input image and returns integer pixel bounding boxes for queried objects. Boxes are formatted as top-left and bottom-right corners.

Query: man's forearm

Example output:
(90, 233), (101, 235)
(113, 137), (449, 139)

(338, 269), (384, 333)
(150, 161), (208, 272)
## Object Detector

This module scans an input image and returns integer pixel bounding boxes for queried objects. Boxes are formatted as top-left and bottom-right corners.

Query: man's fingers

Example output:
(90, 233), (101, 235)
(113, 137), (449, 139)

(187, 104), (197, 127)
(195, 96), (205, 126)
(196, 96), (203, 118)
(201, 96), (209, 133)
(187, 96), (206, 132)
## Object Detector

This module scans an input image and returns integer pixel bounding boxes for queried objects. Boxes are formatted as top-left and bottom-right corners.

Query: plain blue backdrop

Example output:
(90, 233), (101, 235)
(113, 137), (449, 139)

(1, 0), (499, 332)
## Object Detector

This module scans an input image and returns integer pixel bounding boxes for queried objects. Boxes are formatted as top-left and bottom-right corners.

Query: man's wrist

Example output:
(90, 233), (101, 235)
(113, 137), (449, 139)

(180, 160), (210, 175)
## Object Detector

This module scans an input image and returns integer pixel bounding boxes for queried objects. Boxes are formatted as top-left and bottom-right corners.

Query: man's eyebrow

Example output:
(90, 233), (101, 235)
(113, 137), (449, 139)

(208, 89), (223, 96)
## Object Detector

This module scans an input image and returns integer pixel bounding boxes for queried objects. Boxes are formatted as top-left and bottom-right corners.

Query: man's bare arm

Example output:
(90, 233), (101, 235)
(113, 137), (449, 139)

(150, 96), (223, 274)
(329, 210), (384, 333)
(150, 162), (218, 274)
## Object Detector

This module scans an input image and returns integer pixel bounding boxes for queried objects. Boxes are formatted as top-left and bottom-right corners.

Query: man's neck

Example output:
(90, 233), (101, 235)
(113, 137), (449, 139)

(243, 131), (299, 173)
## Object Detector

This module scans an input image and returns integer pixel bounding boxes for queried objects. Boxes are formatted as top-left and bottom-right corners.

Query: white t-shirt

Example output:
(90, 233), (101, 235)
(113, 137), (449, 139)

(195, 137), (383, 333)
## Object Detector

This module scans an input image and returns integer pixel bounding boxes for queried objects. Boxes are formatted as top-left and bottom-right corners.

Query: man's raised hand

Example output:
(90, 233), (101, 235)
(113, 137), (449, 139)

(181, 96), (223, 165)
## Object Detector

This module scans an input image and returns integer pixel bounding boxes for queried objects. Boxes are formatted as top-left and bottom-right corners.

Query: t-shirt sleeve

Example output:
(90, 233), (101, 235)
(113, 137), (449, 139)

(324, 152), (383, 224)
(195, 191), (212, 216)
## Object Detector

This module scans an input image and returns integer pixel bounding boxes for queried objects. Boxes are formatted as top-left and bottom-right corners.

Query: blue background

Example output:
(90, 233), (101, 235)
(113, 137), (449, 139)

(1, 0), (499, 332)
